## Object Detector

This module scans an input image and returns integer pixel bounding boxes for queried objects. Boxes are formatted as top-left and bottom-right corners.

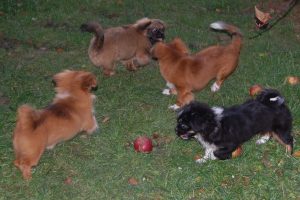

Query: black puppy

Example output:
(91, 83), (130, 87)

(176, 89), (293, 164)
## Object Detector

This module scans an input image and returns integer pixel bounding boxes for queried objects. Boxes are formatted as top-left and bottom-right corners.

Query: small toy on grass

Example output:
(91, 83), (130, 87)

(134, 136), (153, 153)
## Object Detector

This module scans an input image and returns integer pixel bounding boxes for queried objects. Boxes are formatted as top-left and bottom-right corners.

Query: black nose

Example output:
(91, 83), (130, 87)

(91, 85), (98, 91)
(52, 79), (57, 87)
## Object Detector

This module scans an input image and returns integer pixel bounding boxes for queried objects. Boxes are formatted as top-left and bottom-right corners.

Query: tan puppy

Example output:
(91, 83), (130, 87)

(13, 70), (98, 180)
(152, 21), (243, 110)
(81, 18), (166, 76)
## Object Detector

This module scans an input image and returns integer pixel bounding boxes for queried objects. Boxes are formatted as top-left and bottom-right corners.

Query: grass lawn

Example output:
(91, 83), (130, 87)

(1, 0), (300, 199)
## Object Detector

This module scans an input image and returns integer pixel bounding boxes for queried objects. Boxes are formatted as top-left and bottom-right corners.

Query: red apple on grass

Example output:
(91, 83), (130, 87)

(249, 84), (263, 96)
(134, 136), (153, 153)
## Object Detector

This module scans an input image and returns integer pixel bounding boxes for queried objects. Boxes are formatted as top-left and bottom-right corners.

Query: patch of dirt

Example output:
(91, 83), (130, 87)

(0, 92), (10, 105)
(289, 2), (300, 41)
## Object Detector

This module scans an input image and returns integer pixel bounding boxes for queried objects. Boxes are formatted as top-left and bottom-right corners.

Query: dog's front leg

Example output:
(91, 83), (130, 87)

(162, 82), (177, 96)
(85, 114), (99, 134)
(195, 148), (217, 164)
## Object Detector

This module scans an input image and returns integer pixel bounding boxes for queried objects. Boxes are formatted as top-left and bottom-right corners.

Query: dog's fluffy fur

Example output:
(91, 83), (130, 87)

(81, 18), (165, 76)
(175, 89), (293, 164)
(13, 70), (99, 180)
(151, 21), (242, 110)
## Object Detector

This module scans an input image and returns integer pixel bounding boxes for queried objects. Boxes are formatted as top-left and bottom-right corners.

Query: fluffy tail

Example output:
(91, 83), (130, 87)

(210, 21), (242, 50)
(16, 105), (40, 132)
(256, 89), (285, 107)
(80, 21), (104, 50)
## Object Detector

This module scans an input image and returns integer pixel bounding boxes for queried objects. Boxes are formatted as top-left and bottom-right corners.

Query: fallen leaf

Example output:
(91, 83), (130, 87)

(293, 150), (300, 157)
(242, 176), (250, 186)
(197, 188), (205, 194)
(0, 11), (5, 16)
(285, 76), (299, 85)
(258, 52), (268, 57)
(64, 177), (72, 185)
(128, 177), (138, 186)
(152, 132), (160, 139)
(262, 151), (272, 168)
(194, 155), (201, 161)
(102, 116), (110, 123)
(56, 47), (64, 53)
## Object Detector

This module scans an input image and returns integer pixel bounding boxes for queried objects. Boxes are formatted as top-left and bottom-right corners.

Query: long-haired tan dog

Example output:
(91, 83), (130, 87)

(13, 70), (98, 180)
(152, 21), (242, 110)
(81, 18), (165, 76)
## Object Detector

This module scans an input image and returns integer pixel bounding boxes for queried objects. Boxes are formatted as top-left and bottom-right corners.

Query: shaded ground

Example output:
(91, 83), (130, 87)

(290, 2), (300, 40)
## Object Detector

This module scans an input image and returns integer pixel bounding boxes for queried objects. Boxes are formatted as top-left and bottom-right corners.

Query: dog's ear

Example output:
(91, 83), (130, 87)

(190, 112), (217, 135)
(134, 18), (152, 31)
(170, 38), (190, 55)
(80, 73), (97, 92)
(52, 70), (72, 87)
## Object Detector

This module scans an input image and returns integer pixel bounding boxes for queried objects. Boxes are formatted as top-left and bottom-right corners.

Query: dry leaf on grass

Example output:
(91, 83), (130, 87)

(102, 116), (110, 124)
(293, 150), (300, 157)
(64, 177), (72, 185)
(55, 47), (64, 53)
(128, 177), (138, 186)
(285, 76), (299, 85)
(194, 155), (201, 161)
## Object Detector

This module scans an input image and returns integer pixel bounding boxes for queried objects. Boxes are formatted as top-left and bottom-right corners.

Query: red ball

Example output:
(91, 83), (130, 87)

(134, 136), (153, 153)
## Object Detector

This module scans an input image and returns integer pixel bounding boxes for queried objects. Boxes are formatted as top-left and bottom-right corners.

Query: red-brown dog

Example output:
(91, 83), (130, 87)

(152, 21), (243, 110)
(13, 70), (98, 180)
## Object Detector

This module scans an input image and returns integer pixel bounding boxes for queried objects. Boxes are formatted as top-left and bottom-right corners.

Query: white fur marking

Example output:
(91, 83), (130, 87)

(162, 89), (171, 96)
(211, 82), (220, 92)
(169, 104), (180, 111)
(194, 134), (217, 164)
(56, 92), (70, 99)
(166, 82), (175, 89)
(212, 107), (223, 118)
(210, 21), (225, 30)
(162, 82), (175, 96)
(256, 134), (271, 145)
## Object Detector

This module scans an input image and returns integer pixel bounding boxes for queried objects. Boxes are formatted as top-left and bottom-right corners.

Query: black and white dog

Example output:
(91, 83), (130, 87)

(176, 89), (293, 164)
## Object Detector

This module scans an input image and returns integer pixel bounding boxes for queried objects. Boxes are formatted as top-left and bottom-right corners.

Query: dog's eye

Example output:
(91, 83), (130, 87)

(152, 28), (158, 33)
(181, 124), (189, 130)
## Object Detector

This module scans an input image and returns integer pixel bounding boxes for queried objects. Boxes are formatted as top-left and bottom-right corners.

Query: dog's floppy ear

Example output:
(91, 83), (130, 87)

(134, 18), (152, 31)
(190, 110), (217, 135)
(170, 38), (190, 55)
(80, 72), (97, 92)
(52, 70), (72, 87)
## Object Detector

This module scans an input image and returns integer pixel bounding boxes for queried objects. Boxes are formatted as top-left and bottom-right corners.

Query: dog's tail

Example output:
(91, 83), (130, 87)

(80, 21), (104, 50)
(256, 89), (285, 107)
(210, 21), (242, 50)
(16, 105), (40, 132)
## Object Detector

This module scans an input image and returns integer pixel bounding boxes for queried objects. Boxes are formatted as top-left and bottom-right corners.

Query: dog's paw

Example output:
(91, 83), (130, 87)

(211, 82), (220, 92)
(162, 88), (171, 95)
(169, 104), (180, 111)
(256, 134), (271, 145)
(195, 158), (207, 164)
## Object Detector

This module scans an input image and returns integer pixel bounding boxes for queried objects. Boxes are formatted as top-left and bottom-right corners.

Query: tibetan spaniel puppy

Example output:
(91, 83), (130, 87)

(81, 18), (165, 76)
(176, 89), (293, 164)
(13, 70), (99, 180)
(151, 21), (242, 110)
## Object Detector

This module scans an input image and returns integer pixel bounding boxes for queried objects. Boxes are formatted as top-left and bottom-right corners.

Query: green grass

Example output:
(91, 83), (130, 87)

(1, 0), (300, 199)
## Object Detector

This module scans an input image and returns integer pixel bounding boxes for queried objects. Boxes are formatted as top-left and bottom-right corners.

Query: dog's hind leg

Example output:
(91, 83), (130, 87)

(213, 144), (238, 160)
(256, 133), (271, 145)
(170, 88), (194, 110)
(272, 131), (293, 154)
